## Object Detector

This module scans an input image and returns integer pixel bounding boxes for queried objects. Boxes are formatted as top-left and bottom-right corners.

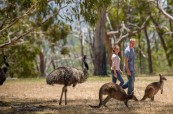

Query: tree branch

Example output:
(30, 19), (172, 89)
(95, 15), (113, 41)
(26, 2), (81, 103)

(107, 31), (119, 36)
(106, 16), (151, 44)
(0, 28), (34, 48)
(0, 0), (66, 48)
(164, 32), (173, 35)
(0, 5), (35, 34)
(157, 0), (173, 21)
(116, 16), (151, 44)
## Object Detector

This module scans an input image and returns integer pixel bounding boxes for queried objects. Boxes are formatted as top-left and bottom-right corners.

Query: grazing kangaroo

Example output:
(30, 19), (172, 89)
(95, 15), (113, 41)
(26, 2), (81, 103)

(141, 74), (167, 101)
(89, 82), (138, 108)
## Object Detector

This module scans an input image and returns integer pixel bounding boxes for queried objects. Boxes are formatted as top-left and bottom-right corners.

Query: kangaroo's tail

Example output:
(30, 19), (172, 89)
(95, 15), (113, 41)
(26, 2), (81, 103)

(89, 88), (103, 108)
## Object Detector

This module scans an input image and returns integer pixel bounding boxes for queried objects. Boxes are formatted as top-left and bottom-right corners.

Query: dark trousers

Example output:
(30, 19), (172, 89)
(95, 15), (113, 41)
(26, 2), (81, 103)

(111, 70), (124, 87)
(122, 71), (135, 95)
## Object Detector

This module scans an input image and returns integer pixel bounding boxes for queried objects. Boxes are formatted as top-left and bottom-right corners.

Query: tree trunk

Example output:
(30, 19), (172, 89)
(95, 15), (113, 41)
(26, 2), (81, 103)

(105, 35), (112, 68)
(35, 59), (39, 72)
(169, 19), (173, 40)
(158, 31), (172, 67)
(88, 28), (94, 67)
(138, 33), (142, 74)
(79, 23), (84, 69)
(93, 7), (107, 76)
(144, 26), (153, 74)
(39, 52), (45, 77)
(151, 18), (172, 67)
(105, 13), (114, 68)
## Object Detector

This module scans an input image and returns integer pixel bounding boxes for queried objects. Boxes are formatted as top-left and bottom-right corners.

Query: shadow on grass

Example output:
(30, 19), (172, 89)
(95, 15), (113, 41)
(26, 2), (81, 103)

(0, 98), (173, 114)
(0, 99), (97, 113)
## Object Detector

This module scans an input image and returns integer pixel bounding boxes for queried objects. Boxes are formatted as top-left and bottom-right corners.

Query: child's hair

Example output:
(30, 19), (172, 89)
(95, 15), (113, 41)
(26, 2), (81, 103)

(112, 45), (120, 53)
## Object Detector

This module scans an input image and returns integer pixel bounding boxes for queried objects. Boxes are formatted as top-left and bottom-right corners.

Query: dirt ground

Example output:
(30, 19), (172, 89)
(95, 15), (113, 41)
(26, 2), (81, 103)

(0, 76), (173, 114)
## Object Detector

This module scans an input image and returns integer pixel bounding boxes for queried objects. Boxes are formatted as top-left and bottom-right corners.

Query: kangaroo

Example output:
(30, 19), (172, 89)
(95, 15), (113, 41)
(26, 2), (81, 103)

(141, 74), (167, 101)
(89, 82), (138, 108)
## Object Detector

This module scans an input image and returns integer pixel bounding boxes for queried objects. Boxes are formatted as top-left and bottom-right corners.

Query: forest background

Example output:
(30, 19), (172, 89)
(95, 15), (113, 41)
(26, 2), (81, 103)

(0, 0), (173, 78)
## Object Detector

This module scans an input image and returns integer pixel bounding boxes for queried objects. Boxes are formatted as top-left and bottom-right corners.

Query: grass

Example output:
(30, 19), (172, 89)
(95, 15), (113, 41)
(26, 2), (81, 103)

(0, 75), (173, 113)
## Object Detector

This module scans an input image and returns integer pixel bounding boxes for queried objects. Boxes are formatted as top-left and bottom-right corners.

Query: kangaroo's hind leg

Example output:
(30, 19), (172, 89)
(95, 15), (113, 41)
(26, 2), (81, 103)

(151, 96), (154, 101)
(141, 94), (147, 101)
(102, 96), (111, 108)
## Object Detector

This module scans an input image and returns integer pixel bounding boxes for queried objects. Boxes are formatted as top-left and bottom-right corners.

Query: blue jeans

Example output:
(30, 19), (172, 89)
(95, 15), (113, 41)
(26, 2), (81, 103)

(122, 71), (135, 95)
(111, 70), (124, 87)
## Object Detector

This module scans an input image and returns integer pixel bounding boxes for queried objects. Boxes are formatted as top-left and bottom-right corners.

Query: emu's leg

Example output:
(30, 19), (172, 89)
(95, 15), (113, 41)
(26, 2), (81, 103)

(151, 96), (154, 101)
(59, 86), (66, 105)
(102, 96), (111, 108)
(72, 83), (77, 87)
(64, 86), (67, 105)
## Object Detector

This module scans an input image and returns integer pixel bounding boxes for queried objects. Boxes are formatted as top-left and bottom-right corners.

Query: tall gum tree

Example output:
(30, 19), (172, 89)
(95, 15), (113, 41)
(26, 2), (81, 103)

(80, 0), (111, 76)
(93, 7), (107, 75)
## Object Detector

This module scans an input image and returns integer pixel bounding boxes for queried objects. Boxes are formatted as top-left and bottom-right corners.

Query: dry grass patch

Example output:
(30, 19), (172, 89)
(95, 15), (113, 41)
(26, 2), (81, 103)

(0, 76), (173, 113)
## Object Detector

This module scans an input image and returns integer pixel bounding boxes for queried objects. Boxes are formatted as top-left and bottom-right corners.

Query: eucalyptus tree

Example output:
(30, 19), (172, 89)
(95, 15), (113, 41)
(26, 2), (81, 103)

(0, 0), (71, 78)
(80, 0), (151, 74)
(24, 1), (71, 77)
(149, 0), (173, 68)
(80, 0), (111, 76)
(106, 0), (152, 73)
(107, 0), (173, 74)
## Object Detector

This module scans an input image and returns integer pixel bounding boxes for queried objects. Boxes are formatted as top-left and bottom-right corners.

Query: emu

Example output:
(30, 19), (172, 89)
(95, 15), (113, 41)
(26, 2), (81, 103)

(89, 82), (138, 108)
(46, 55), (89, 105)
(0, 55), (9, 85)
(141, 74), (167, 101)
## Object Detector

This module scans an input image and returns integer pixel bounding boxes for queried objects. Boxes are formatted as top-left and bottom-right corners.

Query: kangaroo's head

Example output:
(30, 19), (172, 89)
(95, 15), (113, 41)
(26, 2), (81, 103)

(159, 74), (167, 81)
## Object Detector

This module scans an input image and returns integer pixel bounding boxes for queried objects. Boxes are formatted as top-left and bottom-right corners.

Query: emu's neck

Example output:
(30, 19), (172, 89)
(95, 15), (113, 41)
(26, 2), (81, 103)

(82, 61), (89, 82)
(83, 61), (89, 70)
(4, 61), (9, 67)
(83, 61), (89, 76)
(2, 58), (9, 74)
(3, 57), (9, 68)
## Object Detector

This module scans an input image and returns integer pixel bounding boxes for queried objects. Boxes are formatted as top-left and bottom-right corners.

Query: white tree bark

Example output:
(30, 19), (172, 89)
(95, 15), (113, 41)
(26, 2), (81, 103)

(157, 0), (173, 21)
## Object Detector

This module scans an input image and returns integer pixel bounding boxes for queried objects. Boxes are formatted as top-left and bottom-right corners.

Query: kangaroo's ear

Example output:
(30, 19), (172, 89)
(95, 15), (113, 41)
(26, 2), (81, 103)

(159, 74), (162, 79)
